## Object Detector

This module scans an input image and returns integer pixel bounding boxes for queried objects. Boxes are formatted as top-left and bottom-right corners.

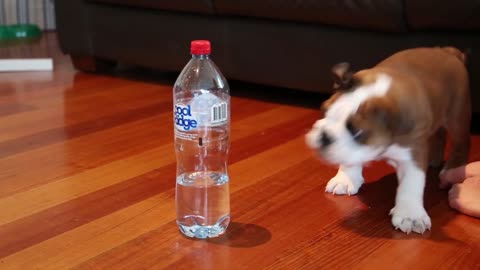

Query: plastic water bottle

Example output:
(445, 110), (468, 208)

(174, 40), (231, 239)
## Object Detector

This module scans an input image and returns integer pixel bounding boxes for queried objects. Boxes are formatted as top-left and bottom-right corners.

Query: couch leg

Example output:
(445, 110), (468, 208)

(70, 55), (117, 73)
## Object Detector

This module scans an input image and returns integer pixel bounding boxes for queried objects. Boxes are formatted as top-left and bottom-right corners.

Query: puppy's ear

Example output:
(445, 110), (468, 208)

(359, 98), (414, 136)
(331, 62), (356, 91)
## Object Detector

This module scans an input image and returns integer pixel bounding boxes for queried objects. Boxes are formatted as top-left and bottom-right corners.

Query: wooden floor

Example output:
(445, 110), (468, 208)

(0, 33), (480, 270)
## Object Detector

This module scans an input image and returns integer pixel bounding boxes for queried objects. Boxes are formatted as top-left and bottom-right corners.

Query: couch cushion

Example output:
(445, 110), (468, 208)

(214, 0), (406, 32)
(406, 0), (480, 30)
(90, 0), (215, 14)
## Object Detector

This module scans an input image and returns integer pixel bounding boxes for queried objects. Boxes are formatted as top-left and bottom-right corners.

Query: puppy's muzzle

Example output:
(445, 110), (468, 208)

(319, 131), (333, 148)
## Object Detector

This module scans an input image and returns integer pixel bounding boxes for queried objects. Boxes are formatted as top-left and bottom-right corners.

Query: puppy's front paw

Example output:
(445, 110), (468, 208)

(390, 203), (431, 234)
(325, 174), (362, 196)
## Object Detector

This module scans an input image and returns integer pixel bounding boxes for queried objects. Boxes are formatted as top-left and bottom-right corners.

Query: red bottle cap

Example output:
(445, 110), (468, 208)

(190, 40), (211, 55)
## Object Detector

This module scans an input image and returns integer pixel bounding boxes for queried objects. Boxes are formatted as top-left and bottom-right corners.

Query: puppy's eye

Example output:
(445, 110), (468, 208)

(346, 120), (357, 135)
(346, 120), (365, 141)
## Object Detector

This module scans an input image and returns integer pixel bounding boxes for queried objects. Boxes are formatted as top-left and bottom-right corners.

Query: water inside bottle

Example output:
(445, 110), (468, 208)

(176, 171), (230, 238)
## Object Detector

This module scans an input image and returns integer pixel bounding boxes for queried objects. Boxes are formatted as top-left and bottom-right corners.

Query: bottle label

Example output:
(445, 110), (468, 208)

(174, 101), (229, 132)
(210, 102), (228, 124)
(174, 104), (198, 131)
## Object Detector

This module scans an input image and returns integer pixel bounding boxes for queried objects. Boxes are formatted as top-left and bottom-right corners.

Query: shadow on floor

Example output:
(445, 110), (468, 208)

(338, 167), (464, 243)
(205, 222), (272, 248)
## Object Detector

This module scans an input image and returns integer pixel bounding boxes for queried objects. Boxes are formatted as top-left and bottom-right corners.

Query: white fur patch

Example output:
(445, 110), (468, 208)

(306, 73), (392, 165)
(390, 158), (431, 234)
(305, 119), (325, 149)
(325, 73), (392, 122)
(383, 144), (414, 170)
(325, 165), (364, 195)
(382, 145), (431, 234)
(382, 144), (413, 162)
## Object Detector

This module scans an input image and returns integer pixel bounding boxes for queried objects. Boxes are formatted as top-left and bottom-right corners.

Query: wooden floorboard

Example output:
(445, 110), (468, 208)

(0, 33), (479, 270)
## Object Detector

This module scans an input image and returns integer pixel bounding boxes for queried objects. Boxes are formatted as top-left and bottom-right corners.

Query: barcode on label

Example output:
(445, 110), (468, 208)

(211, 102), (228, 124)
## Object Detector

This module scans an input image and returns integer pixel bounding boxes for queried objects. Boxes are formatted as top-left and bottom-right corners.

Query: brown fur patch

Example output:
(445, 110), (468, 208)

(320, 47), (470, 171)
(321, 70), (378, 114)
(354, 47), (470, 169)
(346, 96), (412, 147)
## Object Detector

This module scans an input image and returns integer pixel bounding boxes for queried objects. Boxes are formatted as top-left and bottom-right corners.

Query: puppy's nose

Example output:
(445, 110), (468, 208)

(320, 131), (333, 147)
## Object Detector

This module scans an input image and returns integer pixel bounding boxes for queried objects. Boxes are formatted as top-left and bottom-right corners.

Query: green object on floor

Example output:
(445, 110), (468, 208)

(0, 24), (42, 41)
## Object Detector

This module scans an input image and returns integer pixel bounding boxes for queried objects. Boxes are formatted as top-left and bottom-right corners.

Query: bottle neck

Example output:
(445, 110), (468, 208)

(192, 54), (210, 60)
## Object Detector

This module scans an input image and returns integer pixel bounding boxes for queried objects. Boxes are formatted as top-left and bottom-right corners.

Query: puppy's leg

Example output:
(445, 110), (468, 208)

(429, 127), (446, 168)
(444, 89), (471, 171)
(325, 165), (364, 195)
(390, 145), (431, 234)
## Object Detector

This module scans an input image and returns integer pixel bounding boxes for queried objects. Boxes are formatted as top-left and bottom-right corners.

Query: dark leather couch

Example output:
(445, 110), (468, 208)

(55, 0), (480, 113)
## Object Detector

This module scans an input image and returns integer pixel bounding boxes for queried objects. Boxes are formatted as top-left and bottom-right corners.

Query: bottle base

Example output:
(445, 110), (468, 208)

(177, 215), (230, 239)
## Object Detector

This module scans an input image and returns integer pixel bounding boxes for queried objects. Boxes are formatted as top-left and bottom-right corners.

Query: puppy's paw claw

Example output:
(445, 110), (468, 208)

(325, 175), (361, 195)
(390, 204), (431, 234)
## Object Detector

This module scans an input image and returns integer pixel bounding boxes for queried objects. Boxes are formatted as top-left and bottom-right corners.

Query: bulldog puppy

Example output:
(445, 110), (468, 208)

(306, 47), (471, 234)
